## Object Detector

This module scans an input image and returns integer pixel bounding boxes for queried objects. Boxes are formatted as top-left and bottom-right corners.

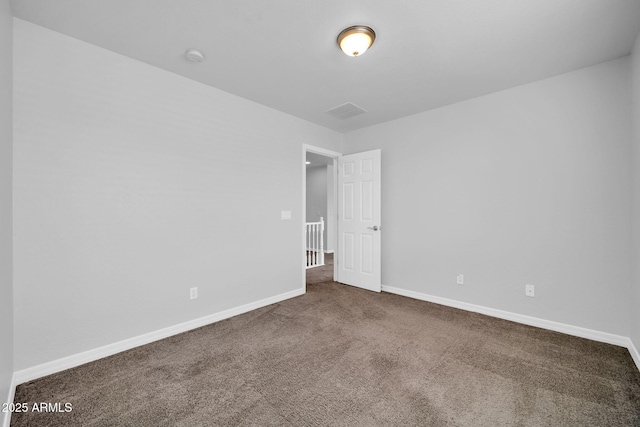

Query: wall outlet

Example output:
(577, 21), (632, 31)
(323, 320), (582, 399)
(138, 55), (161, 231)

(525, 284), (534, 297)
(456, 274), (464, 285)
(190, 287), (198, 300)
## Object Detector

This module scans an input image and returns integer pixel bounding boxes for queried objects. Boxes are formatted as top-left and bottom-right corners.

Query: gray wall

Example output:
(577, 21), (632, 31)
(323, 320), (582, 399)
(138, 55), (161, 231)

(344, 57), (632, 336)
(306, 164), (335, 253)
(0, 0), (13, 412)
(13, 20), (342, 370)
(632, 32), (640, 353)
(306, 165), (328, 249)
(306, 166), (327, 223)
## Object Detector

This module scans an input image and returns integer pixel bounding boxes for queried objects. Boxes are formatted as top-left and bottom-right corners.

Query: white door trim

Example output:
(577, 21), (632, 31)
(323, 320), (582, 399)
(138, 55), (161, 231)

(302, 144), (341, 291)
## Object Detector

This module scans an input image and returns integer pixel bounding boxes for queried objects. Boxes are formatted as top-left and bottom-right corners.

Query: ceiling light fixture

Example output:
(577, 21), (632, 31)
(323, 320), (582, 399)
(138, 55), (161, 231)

(337, 26), (376, 57)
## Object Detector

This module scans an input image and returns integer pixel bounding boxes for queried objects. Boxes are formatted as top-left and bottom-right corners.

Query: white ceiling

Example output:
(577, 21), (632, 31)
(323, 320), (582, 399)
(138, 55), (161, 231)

(11, 0), (640, 133)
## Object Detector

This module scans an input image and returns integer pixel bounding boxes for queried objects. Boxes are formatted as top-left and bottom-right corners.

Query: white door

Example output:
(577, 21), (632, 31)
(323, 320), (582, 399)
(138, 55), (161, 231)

(337, 149), (381, 292)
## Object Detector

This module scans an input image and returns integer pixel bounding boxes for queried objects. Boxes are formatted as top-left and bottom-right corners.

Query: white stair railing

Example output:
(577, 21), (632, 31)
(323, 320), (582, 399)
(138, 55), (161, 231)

(306, 217), (325, 269)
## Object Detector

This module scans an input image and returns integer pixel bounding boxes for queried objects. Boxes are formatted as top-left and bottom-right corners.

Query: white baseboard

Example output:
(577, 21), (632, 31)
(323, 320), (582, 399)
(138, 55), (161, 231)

(9, 285), (640, 401)
(2, 373), (16, 427)
(628, 338), (640, 373)
(306, 263), (325, 270)
(13, 288), (305, 385)
(381, 285), (631, 348)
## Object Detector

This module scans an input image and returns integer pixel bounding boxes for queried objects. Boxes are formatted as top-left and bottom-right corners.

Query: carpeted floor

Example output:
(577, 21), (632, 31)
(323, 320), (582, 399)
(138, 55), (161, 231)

(11, 270), (640, 426)
(306, 253), (334, 285)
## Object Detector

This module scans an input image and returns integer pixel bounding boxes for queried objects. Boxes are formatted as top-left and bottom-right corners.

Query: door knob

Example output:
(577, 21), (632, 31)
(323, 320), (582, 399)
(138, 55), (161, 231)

(367, 225), (381, 231)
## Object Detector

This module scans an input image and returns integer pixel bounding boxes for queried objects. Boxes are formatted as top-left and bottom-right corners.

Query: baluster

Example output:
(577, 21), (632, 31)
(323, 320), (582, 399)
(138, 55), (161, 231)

(309, 223), (312, 267)
(316, 223), (319, 265)
(308, 223), (311, 267)
(313, 223), (317, 266)
(305, 224), (311, 267)
(320, 217), (324, 266)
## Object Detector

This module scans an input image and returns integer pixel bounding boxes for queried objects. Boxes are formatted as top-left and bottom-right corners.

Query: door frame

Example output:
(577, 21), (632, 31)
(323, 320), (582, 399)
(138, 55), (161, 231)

(302, 144), (341, 291)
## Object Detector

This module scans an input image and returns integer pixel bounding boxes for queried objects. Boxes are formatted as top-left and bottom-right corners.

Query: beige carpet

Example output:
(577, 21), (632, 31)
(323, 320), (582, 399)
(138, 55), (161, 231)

(306, 252), (334, 285)
(11, 278), (640, 426)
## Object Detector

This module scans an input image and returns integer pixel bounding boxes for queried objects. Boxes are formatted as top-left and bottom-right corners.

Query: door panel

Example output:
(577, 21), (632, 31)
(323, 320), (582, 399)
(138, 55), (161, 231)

(343, 182), (355, 220)
(343, 232), (355, 271)
(337, 149), (381, 292)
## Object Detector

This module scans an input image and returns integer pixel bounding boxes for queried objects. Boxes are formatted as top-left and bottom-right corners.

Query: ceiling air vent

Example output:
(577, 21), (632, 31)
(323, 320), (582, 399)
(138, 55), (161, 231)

(325, 102), (367, 120)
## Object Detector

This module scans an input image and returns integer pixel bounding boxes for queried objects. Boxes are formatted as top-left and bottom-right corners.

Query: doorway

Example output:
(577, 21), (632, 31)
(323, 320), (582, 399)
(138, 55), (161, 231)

(302, 146), (382, 293)
(302, 145), (340, 290)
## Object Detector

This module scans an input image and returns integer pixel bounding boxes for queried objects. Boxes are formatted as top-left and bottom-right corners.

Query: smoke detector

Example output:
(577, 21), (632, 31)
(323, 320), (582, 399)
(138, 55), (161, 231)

(185, 50), (205, 63)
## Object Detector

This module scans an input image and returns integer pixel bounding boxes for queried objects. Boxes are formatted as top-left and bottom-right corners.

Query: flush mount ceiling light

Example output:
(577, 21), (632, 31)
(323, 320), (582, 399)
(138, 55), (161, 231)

(337, 26), (376, 57)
